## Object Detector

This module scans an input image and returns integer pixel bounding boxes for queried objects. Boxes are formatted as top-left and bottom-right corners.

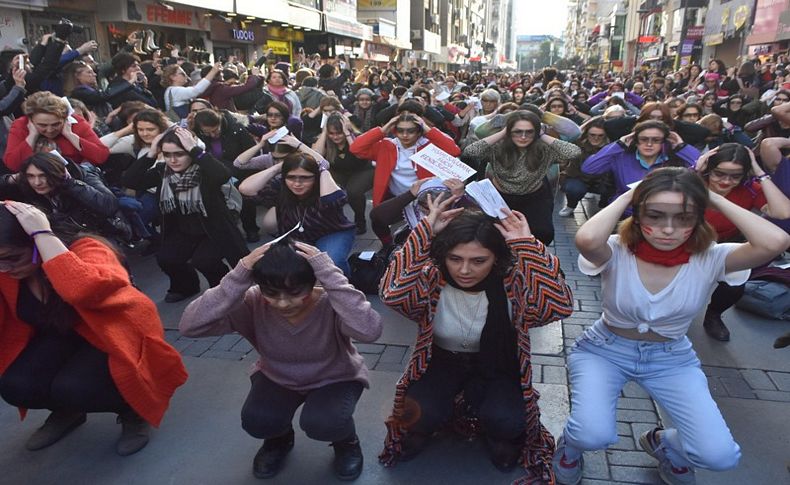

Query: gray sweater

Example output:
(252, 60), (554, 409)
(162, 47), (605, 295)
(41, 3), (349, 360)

(179, 252), (383, 390)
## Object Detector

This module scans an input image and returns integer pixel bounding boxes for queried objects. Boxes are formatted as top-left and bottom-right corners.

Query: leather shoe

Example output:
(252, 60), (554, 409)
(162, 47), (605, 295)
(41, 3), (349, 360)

(116, 411), (150, 456)
(331, 434), (363, 481)
(26, 411), (86, 451)
(253, 429), (294, 479)
(703, 312), (730, 341)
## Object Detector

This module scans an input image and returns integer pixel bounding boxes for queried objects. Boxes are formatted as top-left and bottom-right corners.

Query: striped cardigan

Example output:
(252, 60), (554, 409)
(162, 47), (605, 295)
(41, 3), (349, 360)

(378, 218), (574, 484)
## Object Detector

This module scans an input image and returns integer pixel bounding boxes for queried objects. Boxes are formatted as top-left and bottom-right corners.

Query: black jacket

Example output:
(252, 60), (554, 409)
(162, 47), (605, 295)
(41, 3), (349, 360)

(122, 147), (249, 265)
(106, 77), (158, 109)
(196, 111), (256, 180)
(70, 85), (113, 118)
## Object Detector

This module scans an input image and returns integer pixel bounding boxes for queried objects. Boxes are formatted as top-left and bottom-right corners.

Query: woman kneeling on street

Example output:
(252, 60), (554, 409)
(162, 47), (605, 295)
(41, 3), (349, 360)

(379, 197), (573, 481)
(0, 201), (187, 456)
(179, 240), (382, 481)
(553, 167), (790, 485)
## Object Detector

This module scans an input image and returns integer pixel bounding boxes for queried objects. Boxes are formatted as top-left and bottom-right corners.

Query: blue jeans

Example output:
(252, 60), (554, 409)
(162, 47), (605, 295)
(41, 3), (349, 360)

(315, 228), (355, 276)
(562, 177), (589, 208)
(561, 321), (740, 471)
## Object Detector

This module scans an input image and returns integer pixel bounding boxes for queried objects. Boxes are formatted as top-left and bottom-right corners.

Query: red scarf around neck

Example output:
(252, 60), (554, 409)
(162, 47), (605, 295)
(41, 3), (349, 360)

(633, 240), (691, 266)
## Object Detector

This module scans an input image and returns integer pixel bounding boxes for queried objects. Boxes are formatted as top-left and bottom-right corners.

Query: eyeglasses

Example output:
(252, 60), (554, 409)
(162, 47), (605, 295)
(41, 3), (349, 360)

(266, 112), (284, 119)
(396, 127), (420, 135)
(637, 136), (665, 145)
(284, 175), (315, 183)
(511, 129), (536, 138)
(709, 169), (744, 182)
(549, 104), (565, 109)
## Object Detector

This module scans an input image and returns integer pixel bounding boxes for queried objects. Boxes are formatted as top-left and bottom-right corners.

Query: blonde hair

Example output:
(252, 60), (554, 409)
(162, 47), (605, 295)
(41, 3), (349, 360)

(23, 91), (69, 119)
(160, 65), (183, 88)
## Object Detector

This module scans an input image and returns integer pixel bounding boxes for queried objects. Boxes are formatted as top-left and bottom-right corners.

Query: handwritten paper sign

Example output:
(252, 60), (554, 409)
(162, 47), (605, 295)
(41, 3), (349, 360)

(465, 179), (510, 219)
(409, 144), (476, 181)
(268, 126), (289, 144)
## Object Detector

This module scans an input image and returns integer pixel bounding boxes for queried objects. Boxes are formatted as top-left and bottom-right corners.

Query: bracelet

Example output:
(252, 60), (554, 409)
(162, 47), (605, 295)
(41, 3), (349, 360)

(756, 173), (772, 182)
(297, 142), (303, 150)
(30, 230), (54, 238)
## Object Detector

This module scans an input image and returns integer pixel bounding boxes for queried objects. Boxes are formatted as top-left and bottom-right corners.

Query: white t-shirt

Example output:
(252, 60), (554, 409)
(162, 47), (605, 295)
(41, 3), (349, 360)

(387, 138), (421, 195)
(578, 235), (750, 340)
(432, 285), (488, 352)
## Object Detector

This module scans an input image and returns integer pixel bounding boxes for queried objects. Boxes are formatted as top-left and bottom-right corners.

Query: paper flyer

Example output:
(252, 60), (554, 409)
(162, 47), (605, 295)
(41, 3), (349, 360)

(409, 144), (476, 181)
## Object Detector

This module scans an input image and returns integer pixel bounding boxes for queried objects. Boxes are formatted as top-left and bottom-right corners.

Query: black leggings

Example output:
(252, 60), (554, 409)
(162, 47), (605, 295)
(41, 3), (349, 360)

(157, 229), (230, 294)
(0, 332), (129, 413)
(501, 180), (555, 245)
(707, 282), (746, 315)
(402, 346), (525, 440)
(241, 371), (363, 442)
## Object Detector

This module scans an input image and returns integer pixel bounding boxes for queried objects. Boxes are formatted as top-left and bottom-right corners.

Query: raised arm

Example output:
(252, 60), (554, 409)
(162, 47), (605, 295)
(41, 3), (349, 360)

(575, 189), (634, 266)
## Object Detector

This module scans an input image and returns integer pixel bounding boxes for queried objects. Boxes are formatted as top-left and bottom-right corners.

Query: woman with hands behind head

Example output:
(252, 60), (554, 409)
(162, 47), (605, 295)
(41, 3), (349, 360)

(379, 194), (573, 481)
(122, 126), (249, 303)
(179, 239), (382, 481)
(553, 167), (790, 485)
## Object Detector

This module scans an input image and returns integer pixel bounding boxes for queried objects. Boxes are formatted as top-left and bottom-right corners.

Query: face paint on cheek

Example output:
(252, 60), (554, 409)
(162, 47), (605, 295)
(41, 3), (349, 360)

(681, 228), (694, 239)
(641, 225), (654, 235)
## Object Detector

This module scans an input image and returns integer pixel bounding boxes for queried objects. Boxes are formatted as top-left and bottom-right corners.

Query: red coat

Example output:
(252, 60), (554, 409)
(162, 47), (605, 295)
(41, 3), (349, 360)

(4, 115), (110, 172)
(0, 238), (187, 427)
(350, 127), (461, 206)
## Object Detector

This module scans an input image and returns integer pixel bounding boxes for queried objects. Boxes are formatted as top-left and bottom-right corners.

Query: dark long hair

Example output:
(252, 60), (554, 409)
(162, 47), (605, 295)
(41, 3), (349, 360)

(0, 205), (80, 333)
(17, 153), (69, 201)
(430, 210), (514, 280)
(133, 109), (170, 149)
(323, 113), (346, 164)
(251, 239), (316, 291)
(278, 153), (321, 211)
(498, 110), (551, 171)
(699, 142), (752, 184)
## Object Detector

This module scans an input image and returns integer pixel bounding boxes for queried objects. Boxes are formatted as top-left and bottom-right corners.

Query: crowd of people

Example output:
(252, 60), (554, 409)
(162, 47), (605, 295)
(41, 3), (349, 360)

(0, 22), (788, 484)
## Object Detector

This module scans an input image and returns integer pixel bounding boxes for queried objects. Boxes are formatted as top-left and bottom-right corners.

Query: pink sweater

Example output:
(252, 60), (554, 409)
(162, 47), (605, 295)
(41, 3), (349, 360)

(179, 252), (382, 390)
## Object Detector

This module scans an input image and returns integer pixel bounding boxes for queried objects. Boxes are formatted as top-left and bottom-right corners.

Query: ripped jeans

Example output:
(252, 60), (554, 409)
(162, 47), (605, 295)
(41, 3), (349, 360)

(561, 320), (741, 471)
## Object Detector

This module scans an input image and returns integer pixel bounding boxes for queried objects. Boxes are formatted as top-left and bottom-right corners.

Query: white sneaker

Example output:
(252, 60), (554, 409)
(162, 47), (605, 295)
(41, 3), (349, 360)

(558, 206), (575, 217)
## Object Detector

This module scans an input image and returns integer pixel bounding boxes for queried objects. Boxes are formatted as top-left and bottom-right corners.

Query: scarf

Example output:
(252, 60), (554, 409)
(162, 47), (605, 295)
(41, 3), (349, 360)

(267, 85), (287, 98)
(353, 105), (374, 132)
(159, 163), (207, 216)
(633, 240), (691, 266)
(444, 271), (520, 380)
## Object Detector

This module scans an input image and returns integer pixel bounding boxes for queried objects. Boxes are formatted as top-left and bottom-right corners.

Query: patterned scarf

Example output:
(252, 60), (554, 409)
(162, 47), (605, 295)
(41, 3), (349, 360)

(159, 163), (207, 216)
(353, 105), (374, 132)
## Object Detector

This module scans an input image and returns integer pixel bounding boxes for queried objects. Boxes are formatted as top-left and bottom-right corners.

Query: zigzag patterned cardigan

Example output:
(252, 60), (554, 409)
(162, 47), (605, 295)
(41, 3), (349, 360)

(378, 219), (574, 485)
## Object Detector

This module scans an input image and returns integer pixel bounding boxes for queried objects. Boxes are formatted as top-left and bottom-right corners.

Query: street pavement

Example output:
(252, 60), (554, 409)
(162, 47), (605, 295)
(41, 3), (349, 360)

(0, 195), (788, 485)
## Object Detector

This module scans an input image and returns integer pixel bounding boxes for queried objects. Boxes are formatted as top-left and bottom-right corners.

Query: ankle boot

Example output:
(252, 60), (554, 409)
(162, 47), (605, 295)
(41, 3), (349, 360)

(26, 410), (87, 451)
(486, 435), (522, 472)
(253, 428), (294, 479)
(331, 433), (363, 481)
(116, 411), (150, 456)
(703, 311), (730, 341)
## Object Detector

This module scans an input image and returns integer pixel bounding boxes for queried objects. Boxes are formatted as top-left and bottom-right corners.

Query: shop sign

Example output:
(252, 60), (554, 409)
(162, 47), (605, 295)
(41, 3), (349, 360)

(638, 35), (659, 43)
(686, 26), (704, 40)
(266, 40), (290, 55)
(231, 29), (255, 42)
(325, 14), (373, 41)
(704, 33), (725, 45)
(703, 0), (756, 40)
(358, 0), (397, 7)
(746, 0), (790, 45)
(167, 0), (233, 10)
(146, 3), (193, 26)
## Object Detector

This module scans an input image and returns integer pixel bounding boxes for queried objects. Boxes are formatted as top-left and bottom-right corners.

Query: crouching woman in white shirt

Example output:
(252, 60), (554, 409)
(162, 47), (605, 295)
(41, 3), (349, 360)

(553, 167), (790, 485)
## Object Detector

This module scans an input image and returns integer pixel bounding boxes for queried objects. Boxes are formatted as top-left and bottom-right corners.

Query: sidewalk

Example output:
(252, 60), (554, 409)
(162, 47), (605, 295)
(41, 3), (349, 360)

(0, 197), (788, 484)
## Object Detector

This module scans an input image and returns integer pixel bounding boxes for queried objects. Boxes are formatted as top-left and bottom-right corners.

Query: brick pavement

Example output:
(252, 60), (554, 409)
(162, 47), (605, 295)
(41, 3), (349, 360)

(162, 194), (790, 484)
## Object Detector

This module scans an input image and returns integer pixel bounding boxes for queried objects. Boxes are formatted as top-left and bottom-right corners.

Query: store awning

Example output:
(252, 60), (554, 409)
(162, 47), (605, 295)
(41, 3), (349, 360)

(372, 34), (411, 50)
(236, 0), (321, 30)
(0, 0), (46, 8)
(167, 0), (233, 10)
(324, 14), (373, 41)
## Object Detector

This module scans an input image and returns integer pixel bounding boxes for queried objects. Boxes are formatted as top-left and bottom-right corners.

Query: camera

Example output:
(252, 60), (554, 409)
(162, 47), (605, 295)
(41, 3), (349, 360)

(52, 19), (84, 40)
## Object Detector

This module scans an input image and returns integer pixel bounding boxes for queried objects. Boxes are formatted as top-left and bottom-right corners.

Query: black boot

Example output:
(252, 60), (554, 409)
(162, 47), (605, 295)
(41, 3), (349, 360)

(703, 311), (730, 341)
(331, 433), (363, 481)
(398, 431), (429, 462)
(252, 428), (294, 479)
(486, 435), (522, 472)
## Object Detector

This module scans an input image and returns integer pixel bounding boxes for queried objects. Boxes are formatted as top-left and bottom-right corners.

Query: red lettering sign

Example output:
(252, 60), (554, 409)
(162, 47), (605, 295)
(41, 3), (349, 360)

(146, 5), (193, 26)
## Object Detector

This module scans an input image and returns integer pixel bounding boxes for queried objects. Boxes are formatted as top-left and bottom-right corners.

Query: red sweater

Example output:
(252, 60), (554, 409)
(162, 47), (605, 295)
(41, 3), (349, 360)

(350, 127), (461, 206)
(4, 115), (110, 172)
(0, 239), (187, 426)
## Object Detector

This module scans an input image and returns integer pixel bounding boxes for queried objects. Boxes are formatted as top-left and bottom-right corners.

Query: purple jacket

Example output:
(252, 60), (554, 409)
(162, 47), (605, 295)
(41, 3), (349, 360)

(588, 90), (645, 108)
(582, 141), (700, 200)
